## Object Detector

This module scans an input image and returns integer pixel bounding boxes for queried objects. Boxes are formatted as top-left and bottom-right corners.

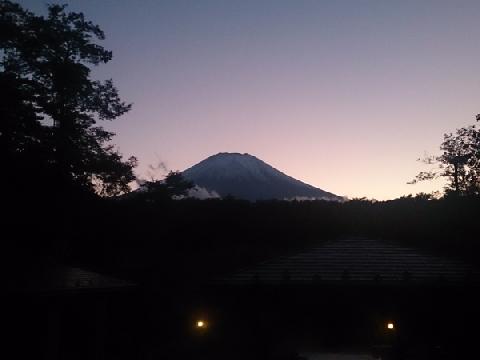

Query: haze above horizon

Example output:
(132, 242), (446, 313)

(20, 0), (480, 200)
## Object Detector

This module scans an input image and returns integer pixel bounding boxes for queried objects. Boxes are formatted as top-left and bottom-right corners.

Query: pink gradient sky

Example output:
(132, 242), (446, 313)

(22, 0), (480, 199)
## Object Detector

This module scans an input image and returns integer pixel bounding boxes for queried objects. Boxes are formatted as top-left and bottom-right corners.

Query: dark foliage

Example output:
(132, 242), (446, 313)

(135, 171), (195, 203)
(9, 194), (478, 283)
(410, 116), (480, 196)
(0, 0), (136, 199)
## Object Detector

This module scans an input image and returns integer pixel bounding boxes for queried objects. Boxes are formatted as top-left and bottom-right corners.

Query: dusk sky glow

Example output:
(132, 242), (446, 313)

(21, 0), (480, 199)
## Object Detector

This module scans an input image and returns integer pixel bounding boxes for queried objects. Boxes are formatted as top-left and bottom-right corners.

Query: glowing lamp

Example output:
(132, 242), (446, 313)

(196, 320), (205, 328)
(387, 322), (394, 330)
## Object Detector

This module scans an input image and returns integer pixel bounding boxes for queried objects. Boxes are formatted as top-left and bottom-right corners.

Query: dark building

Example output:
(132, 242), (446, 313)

(7, 240), (480, 360)
(193, 238), (480, 360)
(5, 265), (140, 360)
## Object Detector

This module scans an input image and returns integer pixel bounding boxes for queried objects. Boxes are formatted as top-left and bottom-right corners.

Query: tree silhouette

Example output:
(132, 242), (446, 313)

(409, 116), (480, 196)
(136, 171), (195, 202)
(164, 171), (194, 197)
(0, 1), (136, 196)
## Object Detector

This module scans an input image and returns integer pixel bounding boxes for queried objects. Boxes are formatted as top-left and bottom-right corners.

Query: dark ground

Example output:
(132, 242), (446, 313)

(4, 193), (480, 359)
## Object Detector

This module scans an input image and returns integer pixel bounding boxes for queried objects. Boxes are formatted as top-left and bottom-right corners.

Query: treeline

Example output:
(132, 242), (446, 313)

(8, 193), (479, 284)
(83, 196), (480, 274)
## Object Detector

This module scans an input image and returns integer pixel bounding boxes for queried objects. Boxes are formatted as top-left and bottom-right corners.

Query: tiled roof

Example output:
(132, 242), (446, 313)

(223, 238), (480, 286)
(7, 266), (135, 294)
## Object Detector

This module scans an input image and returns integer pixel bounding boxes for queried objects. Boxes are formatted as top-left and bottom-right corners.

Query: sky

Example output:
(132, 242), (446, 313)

(20, 0), (480, 200)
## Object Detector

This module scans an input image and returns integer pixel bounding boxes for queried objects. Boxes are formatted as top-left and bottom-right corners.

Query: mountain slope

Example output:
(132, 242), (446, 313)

(182, 152), (342, 201)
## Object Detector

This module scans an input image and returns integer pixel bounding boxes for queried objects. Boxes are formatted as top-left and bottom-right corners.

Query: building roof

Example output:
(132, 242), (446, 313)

(223, 238), (480, 286)
(6, 265), (135, 294)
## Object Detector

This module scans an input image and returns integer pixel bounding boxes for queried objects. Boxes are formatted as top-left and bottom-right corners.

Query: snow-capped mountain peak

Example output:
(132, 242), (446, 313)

(182, 152), (342, 201)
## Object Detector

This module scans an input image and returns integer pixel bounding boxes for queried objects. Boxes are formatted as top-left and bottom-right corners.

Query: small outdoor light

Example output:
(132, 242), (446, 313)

(387, 322), (394, 330)
(196, 320), (205, 328)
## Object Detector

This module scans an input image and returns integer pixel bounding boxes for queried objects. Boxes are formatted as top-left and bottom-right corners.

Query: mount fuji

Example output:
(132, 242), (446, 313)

(182, 152), (343, 201)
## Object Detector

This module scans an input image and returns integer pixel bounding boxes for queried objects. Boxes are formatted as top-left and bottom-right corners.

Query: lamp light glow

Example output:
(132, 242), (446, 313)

(196, 320), (205, 328)
(387, 322), (394, 330)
